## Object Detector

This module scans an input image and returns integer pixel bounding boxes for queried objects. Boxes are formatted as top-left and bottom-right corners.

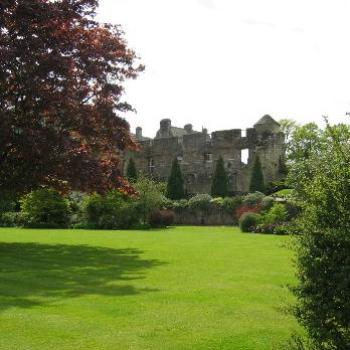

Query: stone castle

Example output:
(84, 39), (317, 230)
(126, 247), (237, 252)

(123, 115), (285, 194)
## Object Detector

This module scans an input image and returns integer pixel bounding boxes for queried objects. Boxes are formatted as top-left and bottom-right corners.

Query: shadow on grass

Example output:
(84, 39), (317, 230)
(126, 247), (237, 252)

(0, 242), (165, 311)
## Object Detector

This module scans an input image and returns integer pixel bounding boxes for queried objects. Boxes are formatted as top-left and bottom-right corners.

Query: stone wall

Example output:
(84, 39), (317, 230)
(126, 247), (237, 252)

(123, 115), (286, 194)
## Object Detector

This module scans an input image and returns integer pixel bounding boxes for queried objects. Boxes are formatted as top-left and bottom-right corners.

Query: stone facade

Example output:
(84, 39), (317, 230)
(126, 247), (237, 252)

(123, 115), (285, 194)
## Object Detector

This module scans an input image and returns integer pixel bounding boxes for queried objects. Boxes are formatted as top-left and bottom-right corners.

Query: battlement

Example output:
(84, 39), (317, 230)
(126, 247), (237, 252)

(127, 115), (285, 194)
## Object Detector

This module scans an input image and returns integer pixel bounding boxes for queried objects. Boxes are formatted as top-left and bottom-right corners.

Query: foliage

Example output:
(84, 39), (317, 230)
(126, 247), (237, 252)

(287, 123), (322, 163)
(20, 188), (71, 228)
(172, 199), (189, 210)
(0, 212), (21, 227)
(222, 196), (243, 213)
(211, 156), (229, 197)
(249, 156), (265, 193)
(0, 0), (143, 195)
(167, 158), (185, 200)
(149, 209), (175, 228)
(279, 118), (298, 144)
(83, 190), (139, 229)
(261, 196), (274, 211)
(239, 212), (261, 233)
(235, 204), (262, 220)
(188, 194), (213, 211)
(262, 203), (288, 225)
(133, 177), (166, 223)
(273, 189), (296, 198)
(0, 193), (17, 213)
(291, 121), (350, 349)
(126, 158), (138, 181)
(242, 192), (265, 206)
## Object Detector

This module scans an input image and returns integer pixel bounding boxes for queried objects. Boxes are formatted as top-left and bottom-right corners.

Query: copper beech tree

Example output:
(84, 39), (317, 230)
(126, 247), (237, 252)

(0, 0), (143, 195)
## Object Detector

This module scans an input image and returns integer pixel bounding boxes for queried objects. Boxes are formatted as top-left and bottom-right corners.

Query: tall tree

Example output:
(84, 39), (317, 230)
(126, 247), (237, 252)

(211, 156), (228, 197)
(249, 155), (265, 193)
(278, 118), (298, 144)
(0, 0), (143, 195)
(291, 122), (350, 349)
(126, 158), (137, 182)
(167, 158), (185, 200)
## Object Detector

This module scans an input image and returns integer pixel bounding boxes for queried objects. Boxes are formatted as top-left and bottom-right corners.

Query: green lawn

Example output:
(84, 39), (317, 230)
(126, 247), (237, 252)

(0, 226), (298, 350)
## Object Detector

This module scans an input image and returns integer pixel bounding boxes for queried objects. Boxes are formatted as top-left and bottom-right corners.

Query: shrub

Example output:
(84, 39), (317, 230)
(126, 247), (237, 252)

(262, 203), (288, 225)
(0, 212), (21, 227)
(222, 196), (243, 213)
(242, 192), (265, 206)
(82, 190), (139, 229)
(133, 177), (166, 224)
(172, 199), (189, 210)
(149, 209), (175, 228)
(239, 212), (261, 233)
(210, 197), (224, 207)
(261, 196), (274, 211)
(284, 200), (302, 220)
(20, 188), (71, 228)
(188, 194), (212, 211)
(235, 204), (261, 220)
(290, 122), (350, 349)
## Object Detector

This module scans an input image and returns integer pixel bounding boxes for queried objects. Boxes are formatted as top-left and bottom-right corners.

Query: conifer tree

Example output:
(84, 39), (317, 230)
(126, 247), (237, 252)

(211, 156), (228, 197)
(126, 158), (137, 182)
(167, 158), (185, 200)
(249, 155), (265, 193)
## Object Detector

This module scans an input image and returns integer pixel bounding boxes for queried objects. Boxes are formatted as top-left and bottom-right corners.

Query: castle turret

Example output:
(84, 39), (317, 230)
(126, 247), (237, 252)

(136, 127), (143, 140)
(254, 115), (281, 134)
(184, 124), (193, 134)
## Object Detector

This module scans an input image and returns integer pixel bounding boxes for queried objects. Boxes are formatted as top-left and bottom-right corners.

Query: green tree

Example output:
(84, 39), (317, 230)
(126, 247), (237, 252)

(249, 155), (265, 193)
(290, 121), (350, 349)
(126, 158), (137, 181)
(167, 158), (185, 200)
(288, 123), (322, 162)
(211, 156), (228, 197)
(279, 118), (298, 144)
(286, 123), (324, 198)
(133, 177), (166, 224)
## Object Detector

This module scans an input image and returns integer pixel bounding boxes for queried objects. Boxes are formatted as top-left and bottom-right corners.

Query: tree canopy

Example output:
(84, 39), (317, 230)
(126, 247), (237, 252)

(291, 121), (350, 349)
(0, 0), (143, 195)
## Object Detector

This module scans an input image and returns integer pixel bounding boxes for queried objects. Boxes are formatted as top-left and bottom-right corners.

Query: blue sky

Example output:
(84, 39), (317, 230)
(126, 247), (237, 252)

(97, 0), (350, 137)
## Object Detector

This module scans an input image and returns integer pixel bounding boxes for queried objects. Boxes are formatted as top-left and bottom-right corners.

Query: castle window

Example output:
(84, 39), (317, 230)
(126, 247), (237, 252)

(204, 153), (212, 162)
(241, 149), (249, 165)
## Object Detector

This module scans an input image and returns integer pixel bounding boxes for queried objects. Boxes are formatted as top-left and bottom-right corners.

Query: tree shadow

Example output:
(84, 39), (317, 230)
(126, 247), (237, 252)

(0, 242), (165, 311)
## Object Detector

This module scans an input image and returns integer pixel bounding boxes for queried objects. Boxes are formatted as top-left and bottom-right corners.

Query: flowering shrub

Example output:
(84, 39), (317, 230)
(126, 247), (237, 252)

(235, 204), (262, 220)
(149, 209), (175, 228)
(239, 212), (261, 233)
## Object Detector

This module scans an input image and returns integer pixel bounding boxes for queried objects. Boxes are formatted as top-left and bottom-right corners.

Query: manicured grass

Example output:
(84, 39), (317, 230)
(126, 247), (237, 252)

(0, 227), (298, 350)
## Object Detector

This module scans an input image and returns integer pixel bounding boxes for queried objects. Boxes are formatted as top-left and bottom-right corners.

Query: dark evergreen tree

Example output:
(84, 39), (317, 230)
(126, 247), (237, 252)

(167, 158), (185, 200)
(126, 158), (137, 181)
(249, 155), (265, 193)
(211, 156), (228, 197)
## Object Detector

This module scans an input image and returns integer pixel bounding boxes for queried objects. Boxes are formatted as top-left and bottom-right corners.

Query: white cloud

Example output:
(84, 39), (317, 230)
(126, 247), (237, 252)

(97, 0), (350, 137)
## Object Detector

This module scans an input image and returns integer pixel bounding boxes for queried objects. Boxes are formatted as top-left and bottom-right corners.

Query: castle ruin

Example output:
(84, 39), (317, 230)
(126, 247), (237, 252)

(123, 115), (285, 194)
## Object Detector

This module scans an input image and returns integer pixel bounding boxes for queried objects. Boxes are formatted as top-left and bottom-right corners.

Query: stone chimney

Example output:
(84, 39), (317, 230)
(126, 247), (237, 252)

(160, 118), (171, 131)
(184, 124), (193, 134)
(136, 126), (142, 139)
